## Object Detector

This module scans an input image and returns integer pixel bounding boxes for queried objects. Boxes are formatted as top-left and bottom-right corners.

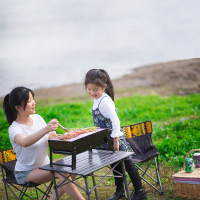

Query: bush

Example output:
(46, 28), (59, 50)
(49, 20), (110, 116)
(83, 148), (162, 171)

(154, 118), (200, 167)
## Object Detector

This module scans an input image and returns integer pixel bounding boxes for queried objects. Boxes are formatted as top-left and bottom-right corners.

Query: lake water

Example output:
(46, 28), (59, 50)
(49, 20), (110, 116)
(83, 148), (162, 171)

(0, 0), (200, 97)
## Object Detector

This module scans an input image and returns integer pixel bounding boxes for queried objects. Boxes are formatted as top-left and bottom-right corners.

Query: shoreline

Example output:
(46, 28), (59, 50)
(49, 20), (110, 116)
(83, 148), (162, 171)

(1, 58), (199, 102)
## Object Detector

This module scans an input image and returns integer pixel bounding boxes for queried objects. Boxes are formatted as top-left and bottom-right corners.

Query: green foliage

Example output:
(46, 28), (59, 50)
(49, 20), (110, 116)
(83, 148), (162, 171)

(116, 94), (200, 125)
(0, 109), (12, 150)
(0, 93), (199, 170)
(154, 118), (200, 168)
(36, 101), (94, 132)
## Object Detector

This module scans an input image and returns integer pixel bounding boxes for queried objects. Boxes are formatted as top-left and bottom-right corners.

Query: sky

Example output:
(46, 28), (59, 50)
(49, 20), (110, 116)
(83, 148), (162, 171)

(0, 0), (199, 97)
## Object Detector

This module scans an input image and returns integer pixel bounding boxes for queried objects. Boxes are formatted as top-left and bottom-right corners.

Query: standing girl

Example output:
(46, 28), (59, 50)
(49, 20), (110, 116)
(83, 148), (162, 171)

(3, 87), (85, 200)
(84, 69), (147, 200)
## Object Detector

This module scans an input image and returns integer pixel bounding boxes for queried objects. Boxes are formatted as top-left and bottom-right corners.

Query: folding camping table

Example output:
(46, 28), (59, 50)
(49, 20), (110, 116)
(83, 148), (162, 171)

(40, 149), (134, 200)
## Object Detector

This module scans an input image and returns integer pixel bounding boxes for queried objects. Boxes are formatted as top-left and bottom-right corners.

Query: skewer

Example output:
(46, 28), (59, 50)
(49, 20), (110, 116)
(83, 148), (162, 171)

(58, 123), (70, 132)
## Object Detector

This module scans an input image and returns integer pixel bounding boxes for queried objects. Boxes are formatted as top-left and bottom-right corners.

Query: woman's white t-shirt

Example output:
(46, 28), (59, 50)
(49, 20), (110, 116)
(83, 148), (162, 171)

(9, 114), (50, 172)
(93, 92), (123, 138)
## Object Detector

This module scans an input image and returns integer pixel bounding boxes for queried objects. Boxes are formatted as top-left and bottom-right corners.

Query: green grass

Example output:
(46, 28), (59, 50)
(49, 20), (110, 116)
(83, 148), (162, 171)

(0, 93), (199, 199)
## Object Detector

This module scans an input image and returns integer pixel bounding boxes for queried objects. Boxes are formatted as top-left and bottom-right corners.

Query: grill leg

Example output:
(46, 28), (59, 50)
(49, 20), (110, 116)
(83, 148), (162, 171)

(50, 148), (53, 167)
(107, 135), (115, 153)
(72, 149), (76, 170)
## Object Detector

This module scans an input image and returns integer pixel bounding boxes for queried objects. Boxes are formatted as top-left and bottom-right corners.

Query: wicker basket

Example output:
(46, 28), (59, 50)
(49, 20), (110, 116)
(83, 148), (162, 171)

(173, 149), (200, 200)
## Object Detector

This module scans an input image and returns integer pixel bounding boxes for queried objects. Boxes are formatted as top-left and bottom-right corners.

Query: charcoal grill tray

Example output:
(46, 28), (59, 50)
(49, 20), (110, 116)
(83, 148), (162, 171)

(48, 128), (114, 169)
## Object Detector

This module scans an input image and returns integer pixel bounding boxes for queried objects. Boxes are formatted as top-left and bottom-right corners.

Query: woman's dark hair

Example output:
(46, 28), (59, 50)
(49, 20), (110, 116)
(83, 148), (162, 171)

(3, 87), (34, 125)
(85, 69), (114, 101)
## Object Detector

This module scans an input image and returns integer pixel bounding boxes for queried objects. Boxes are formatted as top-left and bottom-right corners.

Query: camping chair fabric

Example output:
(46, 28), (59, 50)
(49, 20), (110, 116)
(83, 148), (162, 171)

(1, 160), (17, 184)
(121, 121), (163, 195)
(0, 148), (16, 164)
(0, 148), (53, 200)
(126, 133), (159, 163)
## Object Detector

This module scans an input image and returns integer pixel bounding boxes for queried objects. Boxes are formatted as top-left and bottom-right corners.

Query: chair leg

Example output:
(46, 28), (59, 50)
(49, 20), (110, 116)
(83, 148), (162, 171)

(136, 159), (158, 183)
(2, 181), (10, 200)
(19, 186), (30, 200)
(4, 182), (41, 200)
(42, 181), (53, 200)
(30, 182), (53, 200)
(1, 168), (9, 200)
(132, 157), (163, 195)
(154, 156), (163, 194)
(35, 187), (39, 199)
(3, 182), (22, 199)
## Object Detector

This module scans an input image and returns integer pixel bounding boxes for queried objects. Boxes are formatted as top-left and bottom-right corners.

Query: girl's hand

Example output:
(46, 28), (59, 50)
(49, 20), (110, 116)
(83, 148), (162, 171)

(113, 137), (119, 151)
(47, 119), (58, 132)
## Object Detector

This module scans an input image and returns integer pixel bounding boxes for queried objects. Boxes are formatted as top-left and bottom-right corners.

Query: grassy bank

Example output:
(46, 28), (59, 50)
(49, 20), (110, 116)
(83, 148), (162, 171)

(0, 93), (199, 199)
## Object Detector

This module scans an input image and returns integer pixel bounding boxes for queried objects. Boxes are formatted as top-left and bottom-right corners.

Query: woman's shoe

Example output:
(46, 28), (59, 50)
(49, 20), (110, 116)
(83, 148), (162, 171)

(108, 190), (124, 200)
(131, 188), (147, 200)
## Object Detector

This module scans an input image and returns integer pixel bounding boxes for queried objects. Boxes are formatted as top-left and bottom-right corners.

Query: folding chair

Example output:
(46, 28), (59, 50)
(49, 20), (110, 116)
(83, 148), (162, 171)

(121, 121), (163, 195)
(0, 148), (53, 200)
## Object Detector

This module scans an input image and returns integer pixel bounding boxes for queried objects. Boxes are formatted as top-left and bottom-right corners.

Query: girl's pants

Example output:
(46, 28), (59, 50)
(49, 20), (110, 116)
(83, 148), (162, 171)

(110, 159), (142, 192)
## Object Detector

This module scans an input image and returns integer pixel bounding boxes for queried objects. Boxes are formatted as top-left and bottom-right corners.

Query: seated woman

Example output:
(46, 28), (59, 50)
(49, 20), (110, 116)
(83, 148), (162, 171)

(3, 86), (85, 200)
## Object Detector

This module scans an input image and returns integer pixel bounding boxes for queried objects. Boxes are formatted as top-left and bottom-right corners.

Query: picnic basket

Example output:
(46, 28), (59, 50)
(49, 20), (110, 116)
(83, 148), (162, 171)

(172, 149), (200, 200)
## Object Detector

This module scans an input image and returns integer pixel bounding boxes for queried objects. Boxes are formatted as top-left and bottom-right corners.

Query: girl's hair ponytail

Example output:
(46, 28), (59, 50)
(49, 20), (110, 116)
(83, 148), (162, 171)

(3, 87), (34, 125)
(3, 94), (17, 125)
(100, 69), (114, 101)
(85, 69), (114, 101)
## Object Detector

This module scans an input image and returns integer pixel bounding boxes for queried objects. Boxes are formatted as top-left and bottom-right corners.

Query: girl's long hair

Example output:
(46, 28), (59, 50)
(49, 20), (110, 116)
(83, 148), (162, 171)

(3, 87), (34, 125)
(84, 69), (114, 101)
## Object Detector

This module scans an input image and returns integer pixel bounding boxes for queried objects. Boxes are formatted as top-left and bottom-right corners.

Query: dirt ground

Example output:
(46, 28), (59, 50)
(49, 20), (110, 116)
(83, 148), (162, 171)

(32, 58), (200, 102)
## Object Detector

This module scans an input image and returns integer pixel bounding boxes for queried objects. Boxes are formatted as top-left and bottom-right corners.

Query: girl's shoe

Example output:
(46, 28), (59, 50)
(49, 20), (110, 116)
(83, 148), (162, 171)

(131, 188), (147, 200)
(108, 190), (124, 200)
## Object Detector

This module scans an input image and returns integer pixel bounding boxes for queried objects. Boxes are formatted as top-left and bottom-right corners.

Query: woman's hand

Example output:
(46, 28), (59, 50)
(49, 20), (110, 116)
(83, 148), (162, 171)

(47, 119), (58, 132)
(113, 137), (119, 151)
(47, 131), (58, 139)
(15, 119), (58, 147)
